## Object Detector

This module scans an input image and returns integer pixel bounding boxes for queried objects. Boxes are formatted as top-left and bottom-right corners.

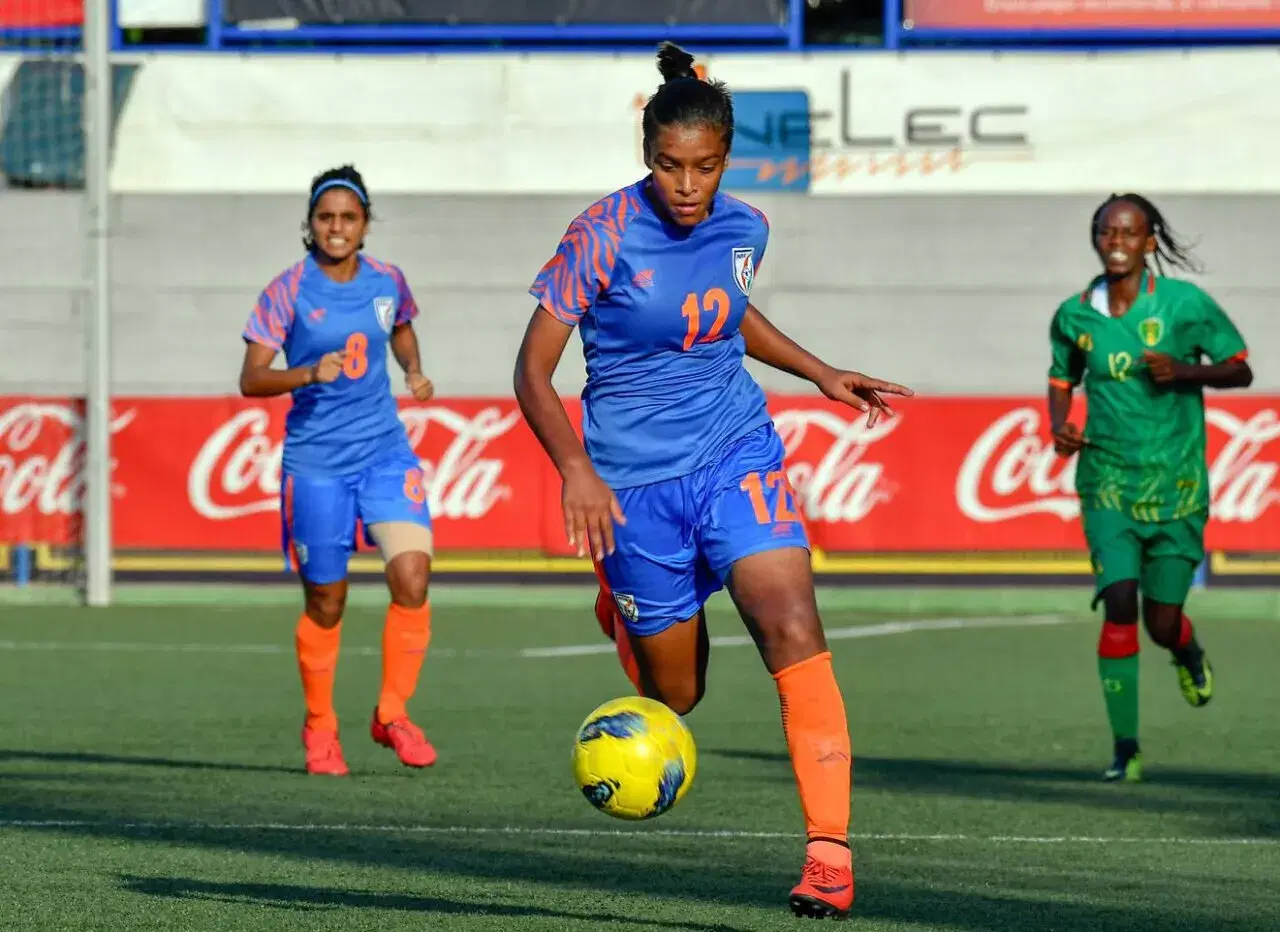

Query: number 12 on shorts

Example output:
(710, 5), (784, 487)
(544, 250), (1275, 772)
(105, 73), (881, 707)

(740, 470), (802, 525)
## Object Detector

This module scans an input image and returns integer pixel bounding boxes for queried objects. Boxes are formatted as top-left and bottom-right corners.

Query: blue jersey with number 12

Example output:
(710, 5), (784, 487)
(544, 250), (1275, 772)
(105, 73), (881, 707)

(529, 178), (772, 489)
(242, 254), (418, 477)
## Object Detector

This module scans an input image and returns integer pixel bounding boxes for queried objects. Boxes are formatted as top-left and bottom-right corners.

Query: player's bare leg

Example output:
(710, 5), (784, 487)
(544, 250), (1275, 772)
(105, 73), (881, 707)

(370, 524), (437, 768)
(1143, 598), (1213, 708)
(1098, 581), (1142, 782)
(728, 547), (853, 921)
(298, 579), (349, 776)
(627, 611), (711, 716)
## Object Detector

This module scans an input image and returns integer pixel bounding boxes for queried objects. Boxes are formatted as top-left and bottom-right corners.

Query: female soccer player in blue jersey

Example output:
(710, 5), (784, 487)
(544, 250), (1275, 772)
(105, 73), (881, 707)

(240, 165), (438, 776)
(514, 44), (911, 921)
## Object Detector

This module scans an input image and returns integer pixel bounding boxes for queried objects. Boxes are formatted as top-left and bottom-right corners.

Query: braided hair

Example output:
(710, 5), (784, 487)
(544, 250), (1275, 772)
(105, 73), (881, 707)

(1090, 193), (1202, 276)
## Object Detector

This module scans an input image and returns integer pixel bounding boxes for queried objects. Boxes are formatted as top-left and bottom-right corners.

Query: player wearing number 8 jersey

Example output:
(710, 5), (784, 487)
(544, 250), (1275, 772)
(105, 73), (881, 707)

(514, 44), (911, 921)
(240, 165), (438, 777)
(1047, 194), (1253, 784)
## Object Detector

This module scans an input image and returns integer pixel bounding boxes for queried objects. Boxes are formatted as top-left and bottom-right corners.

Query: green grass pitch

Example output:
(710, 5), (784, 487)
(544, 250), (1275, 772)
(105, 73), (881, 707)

(1, 584), (1278, 931)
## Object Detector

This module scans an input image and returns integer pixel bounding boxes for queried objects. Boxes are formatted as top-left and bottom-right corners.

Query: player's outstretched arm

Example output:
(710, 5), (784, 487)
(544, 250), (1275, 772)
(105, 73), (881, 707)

(739, 304), (831, 383)
(514, 307), (625, 560)
(739, 304), (912, 426)
(238, 342), (342, 397)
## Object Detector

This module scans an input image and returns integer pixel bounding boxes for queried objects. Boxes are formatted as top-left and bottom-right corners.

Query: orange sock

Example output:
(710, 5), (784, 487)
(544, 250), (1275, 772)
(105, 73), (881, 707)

(377, 602), (431, 725)
(295, 614), (341, 732)
(774, 651), (852, 851)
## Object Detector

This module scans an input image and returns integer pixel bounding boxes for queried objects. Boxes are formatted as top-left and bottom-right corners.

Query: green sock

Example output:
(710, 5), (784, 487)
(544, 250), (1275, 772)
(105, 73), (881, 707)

(1098, 655), (1139, 741)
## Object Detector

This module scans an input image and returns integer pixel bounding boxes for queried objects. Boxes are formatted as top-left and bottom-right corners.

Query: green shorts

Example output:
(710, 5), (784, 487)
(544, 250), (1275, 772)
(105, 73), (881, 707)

(1081, 510), (1206, 609)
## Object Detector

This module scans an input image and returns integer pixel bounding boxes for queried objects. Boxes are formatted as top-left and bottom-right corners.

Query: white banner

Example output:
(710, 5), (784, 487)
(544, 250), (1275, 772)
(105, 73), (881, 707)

(118, 0), (207, 27)
(109, 50), (1280, 195)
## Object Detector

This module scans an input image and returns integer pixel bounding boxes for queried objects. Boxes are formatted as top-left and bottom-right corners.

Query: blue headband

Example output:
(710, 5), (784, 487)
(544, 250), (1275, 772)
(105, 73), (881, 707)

(310, 178), (368, 206)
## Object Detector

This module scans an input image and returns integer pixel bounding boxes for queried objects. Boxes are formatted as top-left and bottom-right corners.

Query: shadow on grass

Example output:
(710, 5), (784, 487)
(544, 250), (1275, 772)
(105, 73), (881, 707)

(0, 759), (1274, 932)
(116, 861), (1274, 932)
(0, 748), (299, 776)
(706, 749), (1280, 833)
(121, 875), (749, 930)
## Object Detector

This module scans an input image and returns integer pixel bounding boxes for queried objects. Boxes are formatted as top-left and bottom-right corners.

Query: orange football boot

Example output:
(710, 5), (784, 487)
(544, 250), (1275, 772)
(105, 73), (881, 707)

(302, 726), (349, 776)
(789, 850), (854, 920)
(370, 710), (437, 768)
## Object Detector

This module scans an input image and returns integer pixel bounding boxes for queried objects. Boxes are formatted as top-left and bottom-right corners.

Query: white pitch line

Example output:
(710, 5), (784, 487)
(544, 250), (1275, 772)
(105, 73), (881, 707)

(0, 641), (455, 658)
(518, 614), (1076, 657)
(0, 615), (1080, 660)
(0, 820), (1275, 847)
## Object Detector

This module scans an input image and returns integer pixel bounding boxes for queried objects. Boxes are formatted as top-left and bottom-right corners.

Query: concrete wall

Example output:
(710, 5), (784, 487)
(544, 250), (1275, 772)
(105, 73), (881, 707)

(4, 191), (1276, 396)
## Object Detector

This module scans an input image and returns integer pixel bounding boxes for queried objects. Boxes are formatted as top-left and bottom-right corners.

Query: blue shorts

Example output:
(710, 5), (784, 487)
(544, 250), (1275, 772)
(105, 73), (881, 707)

(599, 424), (809, 638)
(281, 447), (432, 585)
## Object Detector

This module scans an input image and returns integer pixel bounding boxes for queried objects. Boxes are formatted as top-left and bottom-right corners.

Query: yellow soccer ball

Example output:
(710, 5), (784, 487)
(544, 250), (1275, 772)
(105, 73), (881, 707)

(571, 696), (697, 821)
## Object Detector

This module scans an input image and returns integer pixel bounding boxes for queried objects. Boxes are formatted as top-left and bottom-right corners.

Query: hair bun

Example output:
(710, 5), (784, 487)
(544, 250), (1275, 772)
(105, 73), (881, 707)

(656, 42), (698, 83)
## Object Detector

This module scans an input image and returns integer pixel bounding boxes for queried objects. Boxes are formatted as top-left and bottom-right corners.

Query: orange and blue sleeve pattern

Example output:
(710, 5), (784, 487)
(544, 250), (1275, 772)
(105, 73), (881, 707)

(242, 264), (302, 351)
(529, 191), (633, 326)
(391, 264), (420, 326)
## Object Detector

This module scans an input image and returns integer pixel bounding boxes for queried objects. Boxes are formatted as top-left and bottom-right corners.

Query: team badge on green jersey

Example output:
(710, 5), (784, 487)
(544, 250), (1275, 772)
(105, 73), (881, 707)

(1077, 332), (1093, 352)
(1138, 317), (1164, 347)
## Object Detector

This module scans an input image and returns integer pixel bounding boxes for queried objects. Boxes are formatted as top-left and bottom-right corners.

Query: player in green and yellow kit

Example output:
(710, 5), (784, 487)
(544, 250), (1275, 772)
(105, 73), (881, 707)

(1047, 194), (1253, 783)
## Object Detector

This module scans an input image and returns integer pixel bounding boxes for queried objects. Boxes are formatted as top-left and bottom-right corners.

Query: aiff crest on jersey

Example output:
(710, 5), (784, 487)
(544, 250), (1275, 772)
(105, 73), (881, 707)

(374, 297), (395, 333)
(732, 247), (755, 297)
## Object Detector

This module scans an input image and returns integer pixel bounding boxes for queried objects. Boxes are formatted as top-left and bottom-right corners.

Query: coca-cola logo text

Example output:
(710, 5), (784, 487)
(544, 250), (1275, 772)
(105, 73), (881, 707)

(956, 407), (1077, 523)
(187, 405), (521, 522)
(0, 403), (134, 519)
(956, 406), (1280, 524)
(772, 408), (899, 523)
(1205, 408), (1280, 523)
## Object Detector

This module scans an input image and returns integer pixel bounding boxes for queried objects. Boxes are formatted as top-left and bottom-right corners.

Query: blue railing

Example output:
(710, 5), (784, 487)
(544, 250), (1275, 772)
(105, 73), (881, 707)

(4, 0), (1280, 53)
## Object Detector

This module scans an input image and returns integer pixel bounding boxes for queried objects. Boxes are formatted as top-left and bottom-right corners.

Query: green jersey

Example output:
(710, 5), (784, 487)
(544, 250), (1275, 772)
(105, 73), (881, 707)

(1048, 273), (1248, 523)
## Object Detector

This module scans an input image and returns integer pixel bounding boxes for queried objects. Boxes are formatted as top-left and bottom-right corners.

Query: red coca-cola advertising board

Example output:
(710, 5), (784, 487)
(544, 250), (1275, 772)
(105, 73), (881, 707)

(0, 0), (82, 27)
(1, 395), (1277, 554)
